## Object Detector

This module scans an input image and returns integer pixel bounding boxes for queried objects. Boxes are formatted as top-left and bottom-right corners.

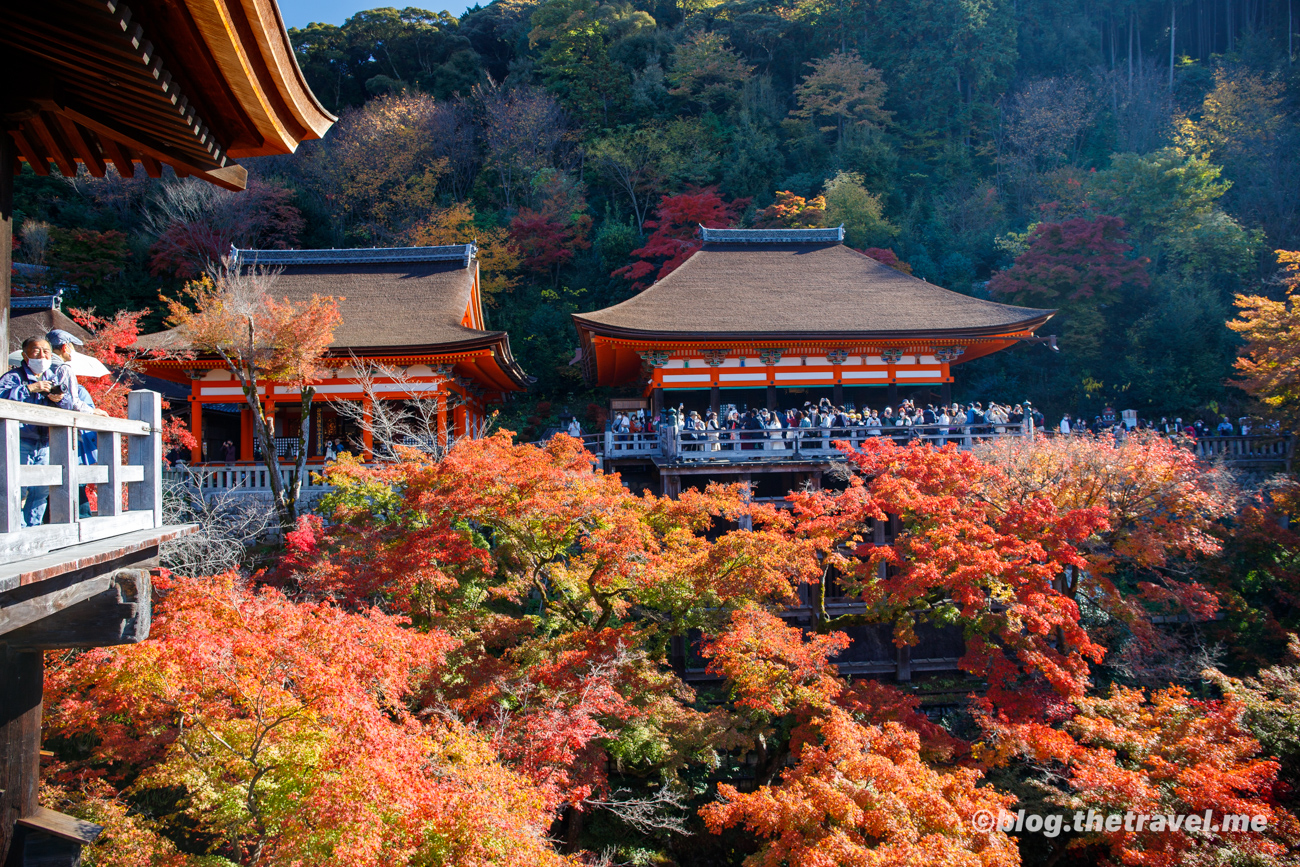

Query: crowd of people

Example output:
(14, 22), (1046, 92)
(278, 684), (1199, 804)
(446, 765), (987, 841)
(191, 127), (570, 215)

(1060, 407), (1270, 438)
(596, 398), (1272, 457)
(602, 398), (1047, 454)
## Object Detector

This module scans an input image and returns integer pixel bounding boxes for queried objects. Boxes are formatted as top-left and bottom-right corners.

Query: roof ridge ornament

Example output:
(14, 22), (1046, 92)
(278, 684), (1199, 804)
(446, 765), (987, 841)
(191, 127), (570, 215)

(230, 245), (478, 267)
(698, 226), (845, 245)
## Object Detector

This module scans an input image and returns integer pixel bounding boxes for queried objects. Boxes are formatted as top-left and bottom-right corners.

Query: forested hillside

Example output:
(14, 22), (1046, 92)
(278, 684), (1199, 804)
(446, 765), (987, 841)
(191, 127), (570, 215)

(14, 0), (1300, 421)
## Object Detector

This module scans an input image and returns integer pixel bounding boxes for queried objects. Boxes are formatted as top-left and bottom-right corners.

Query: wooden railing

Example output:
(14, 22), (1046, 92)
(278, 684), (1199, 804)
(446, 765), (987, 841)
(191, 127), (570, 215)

(1194, 434), (1293, 466)
(0, 391), (162, 565)
(656, 422), (1033, 463)
(164, 463), (334, 497)
(602, 430), (661, 457)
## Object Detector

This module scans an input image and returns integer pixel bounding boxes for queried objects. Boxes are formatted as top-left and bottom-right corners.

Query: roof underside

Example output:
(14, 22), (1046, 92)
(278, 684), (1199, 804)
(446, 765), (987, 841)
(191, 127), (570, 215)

(1, 0), (335, 191)
(575, 242), (1053, 340)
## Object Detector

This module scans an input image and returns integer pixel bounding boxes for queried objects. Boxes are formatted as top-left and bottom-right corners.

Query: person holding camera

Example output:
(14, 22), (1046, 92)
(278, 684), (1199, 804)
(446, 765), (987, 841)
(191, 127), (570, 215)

(0, 337), (80, 526)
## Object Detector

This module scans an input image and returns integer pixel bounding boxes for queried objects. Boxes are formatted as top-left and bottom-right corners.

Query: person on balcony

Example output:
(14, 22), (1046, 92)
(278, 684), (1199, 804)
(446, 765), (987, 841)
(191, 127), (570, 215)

(45, 330), (99, 414)
(765, 409), (785, 449)
(567, 416), (583, 439)
(1, 337), (78, 526)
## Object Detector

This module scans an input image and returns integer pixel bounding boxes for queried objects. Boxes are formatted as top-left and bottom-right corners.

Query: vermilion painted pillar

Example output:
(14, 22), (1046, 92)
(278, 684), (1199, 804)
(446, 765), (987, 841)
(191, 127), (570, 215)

(240, 409), (254, 461)
(437, 392), (448, 450)
(361, 398), (373, 460)
(189, 399), (203, 463)
(454, 404), (466, 439)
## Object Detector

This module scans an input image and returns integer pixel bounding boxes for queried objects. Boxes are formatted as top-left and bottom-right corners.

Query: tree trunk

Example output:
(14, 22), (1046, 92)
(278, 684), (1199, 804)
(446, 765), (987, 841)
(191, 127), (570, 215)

(1170, 0), (1177, 90)
(287, 387), (314, 525)
(244, 385), (292, 531)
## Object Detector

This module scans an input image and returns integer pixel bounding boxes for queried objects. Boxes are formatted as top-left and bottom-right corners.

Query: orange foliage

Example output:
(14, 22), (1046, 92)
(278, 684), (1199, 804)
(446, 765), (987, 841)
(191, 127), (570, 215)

(1230, 250), (1300, 430)
(702, 709), (1019, 867)
(980, 683), (1298, 867)
(752, 191), (828, 229)
(791, 437), (1109, 717)
(44, 572), (564, 867)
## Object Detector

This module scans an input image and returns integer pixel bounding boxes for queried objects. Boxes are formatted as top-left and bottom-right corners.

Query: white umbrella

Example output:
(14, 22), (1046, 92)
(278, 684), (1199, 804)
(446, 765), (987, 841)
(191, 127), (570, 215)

(8, 349), (111, 378)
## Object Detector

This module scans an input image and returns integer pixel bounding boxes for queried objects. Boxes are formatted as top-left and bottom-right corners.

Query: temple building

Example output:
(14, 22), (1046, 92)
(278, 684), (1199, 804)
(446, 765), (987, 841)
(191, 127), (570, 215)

(137, 245), (529, 463)
(573, 227), (1055, 496)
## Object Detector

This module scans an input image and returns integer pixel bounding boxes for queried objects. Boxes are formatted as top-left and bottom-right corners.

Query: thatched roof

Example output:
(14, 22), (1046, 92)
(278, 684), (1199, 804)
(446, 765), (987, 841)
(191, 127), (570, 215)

(135, 245), (529, 389)
(574, 230), (1053, 341)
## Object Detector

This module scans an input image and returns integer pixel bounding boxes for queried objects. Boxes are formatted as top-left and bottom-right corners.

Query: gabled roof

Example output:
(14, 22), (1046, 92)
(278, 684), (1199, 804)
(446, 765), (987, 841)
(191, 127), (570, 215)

(8, 308), (92, 354)
(574, 229), (1053, 342)
(136, 245), (530, 391)
(2, 0), (335, 190)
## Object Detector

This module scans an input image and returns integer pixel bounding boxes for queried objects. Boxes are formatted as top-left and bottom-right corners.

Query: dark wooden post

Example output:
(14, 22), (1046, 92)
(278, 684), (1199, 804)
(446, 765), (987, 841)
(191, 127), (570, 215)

(941, 382), (952, 406)
(833, 382), (844, 407)
(1, 647), (43, 863)
(766, 384), (777, 411)
(651, 385), (663, 418)
(710, 385), (720, 418)
(0, 130), (13, 360)
(887, 381), (898, 407)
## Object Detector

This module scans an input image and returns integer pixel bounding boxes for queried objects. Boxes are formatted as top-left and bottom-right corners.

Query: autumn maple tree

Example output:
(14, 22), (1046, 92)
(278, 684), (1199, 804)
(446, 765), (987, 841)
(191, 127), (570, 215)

(1230, 250), (1300, 430)
(43, 571), (564, 867)
(45, 425), (1300, 865)
(978, 682), (1297, 867)
(65, 307), (195, 455)
(752, 191), (827, 229)
(989, 216), (1151, 358)
(699, 608), (1018, 866)
(614, 187), (749, 289)
(165, 268), (341, 527)
(785, 438), (1109, 718)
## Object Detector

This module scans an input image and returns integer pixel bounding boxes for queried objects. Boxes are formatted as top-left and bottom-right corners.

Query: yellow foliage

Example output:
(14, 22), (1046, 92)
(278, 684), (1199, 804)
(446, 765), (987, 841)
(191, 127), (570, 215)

(406, 203), (522, 305)
(1230, 251), (1300, 430)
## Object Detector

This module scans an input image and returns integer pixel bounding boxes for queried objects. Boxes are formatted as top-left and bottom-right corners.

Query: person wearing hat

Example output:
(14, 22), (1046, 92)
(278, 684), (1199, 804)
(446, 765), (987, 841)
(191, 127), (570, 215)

(45, 329), (100, 414)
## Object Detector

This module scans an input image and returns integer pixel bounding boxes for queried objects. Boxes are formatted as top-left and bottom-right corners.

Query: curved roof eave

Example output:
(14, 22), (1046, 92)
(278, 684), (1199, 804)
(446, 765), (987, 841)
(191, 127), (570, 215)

(570, 313), (1057, 344)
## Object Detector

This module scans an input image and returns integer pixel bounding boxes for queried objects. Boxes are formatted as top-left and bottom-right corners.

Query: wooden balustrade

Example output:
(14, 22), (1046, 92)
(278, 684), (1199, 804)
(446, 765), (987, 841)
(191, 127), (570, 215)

(1194, 434), (1294, 465)
(655, 422), (1033, 463)
(0, 391), (162, 566)
(164, 463), (335, 496)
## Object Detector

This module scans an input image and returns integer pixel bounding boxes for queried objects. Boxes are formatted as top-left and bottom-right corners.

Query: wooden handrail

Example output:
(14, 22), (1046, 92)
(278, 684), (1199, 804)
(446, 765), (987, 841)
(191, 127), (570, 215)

(0, 390), (163, 564)
(0, 401), (152, 435)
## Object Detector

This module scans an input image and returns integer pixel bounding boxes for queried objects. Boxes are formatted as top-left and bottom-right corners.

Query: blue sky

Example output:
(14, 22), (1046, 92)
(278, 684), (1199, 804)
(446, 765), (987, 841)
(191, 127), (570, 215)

(277, 0), (475, 30)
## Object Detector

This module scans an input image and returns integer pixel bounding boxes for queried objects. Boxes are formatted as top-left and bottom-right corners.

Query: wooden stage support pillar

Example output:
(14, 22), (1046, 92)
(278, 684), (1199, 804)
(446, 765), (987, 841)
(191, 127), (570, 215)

(766, 384), (777, 411)
(710, 385), (720, 418)
(0, 648), (42, 863)
(833, 381), (844, 408)
(941, 382), (952, 406)
(888, 381), (899, 407)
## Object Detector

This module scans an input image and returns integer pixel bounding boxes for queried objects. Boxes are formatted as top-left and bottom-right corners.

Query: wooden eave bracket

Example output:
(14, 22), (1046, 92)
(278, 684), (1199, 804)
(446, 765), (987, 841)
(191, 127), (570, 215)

(18, 807), (104, 845)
